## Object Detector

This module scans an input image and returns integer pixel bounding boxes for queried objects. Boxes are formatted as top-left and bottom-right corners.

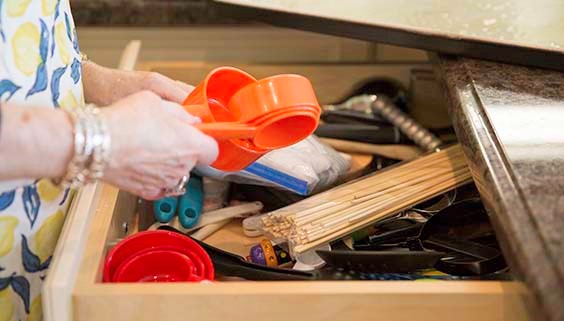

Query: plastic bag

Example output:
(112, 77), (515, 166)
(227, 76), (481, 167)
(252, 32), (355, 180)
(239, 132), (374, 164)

(195, 135), (350, 195)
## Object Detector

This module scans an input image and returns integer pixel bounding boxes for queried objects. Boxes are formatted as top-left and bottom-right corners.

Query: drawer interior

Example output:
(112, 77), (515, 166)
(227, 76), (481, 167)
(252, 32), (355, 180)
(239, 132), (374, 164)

(69, 183), (532, 321)
(67, 59), (531, 321)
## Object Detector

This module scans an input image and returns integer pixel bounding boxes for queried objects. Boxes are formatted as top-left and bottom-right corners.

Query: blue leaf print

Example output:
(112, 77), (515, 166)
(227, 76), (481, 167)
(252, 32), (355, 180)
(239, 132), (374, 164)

(21, 235), (51, 273)
(0, 276), (10, 291)
(73, 28), (80, 53)
(10, 275), (31, 313)
(0, 79), (21, 101)
(0, 190), (15, 210)
(50, 66), (67, 107)
(70, 58), (81, 84)
(50, 25), (56, 57)
(59, 188), (70, 205)
(50, 0), (62, 57)
(22, 185), (40, 228)
(26, 62), (48, 98)
(64, 12), (72, 42)
(27, 20), (50, 98)
(39, 19), (49, 62)
(54, 0), (61, 21)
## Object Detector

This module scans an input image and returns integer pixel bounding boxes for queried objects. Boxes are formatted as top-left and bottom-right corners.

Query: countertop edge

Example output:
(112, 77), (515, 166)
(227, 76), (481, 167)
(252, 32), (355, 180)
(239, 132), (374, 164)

(434, 55), (563, 321)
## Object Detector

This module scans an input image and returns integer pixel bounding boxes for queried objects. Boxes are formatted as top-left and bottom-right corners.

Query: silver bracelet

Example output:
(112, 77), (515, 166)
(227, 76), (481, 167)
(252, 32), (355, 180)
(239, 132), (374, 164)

(53, 105), (111, 188)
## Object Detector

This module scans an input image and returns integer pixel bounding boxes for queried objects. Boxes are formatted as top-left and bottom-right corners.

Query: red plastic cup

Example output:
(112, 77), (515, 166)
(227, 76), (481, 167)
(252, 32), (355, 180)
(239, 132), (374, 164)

(104, 230), (214, 283)
(113, 250), (197, 282)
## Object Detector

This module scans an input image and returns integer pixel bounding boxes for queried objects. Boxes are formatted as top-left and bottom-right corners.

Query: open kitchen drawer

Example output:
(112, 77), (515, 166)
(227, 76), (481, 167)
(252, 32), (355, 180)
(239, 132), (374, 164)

(44, 42), (532, 321)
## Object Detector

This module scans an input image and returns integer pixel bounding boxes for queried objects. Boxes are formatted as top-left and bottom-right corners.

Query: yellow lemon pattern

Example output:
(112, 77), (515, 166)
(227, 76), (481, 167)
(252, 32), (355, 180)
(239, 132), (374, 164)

(32, 210), (65, 262)
(0, 289), (15, 321)
(0, 216), (19, 257)
(59, 89), (78, 110)
(41, 0), (58, 16)
(26, 295), (42, 321)
(6, 0), (32, 17)
(36, 179), (62, 202)
(11, 23), (41, 76)
(55, 21), (69, 64)
(1, 1), (84, 320)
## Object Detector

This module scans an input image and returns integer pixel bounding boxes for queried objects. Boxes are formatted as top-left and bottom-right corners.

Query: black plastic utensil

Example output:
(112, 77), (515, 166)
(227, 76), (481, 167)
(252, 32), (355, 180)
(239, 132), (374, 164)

(409, 198), (507, 276)
(317, 250), (445, 273)
(315, 123), (405, 144)
(321, 110), (389, 125)
(158, 225), (316, 281)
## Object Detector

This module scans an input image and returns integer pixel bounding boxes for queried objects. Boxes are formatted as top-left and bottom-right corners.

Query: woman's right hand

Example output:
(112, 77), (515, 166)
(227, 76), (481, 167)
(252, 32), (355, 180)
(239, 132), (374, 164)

(100, 91), (218, 200)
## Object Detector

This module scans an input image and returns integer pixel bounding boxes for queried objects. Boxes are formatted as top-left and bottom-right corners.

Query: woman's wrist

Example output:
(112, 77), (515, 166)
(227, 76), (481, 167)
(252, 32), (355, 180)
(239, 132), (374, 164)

(0, 106), (73, 179)
(54, 104), (111, 188)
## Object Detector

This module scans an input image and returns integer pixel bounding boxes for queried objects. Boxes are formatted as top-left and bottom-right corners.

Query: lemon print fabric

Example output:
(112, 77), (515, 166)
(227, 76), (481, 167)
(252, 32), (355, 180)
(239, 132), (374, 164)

(0, 289), (15, 321)
(54, 21), (69, 64)
(58, 89), (78, 110)
(11, 23), (41, 76)
(32, 209), (65, 262)
(6, 0), (32, 17)
(36, 179), (62, 202)
(26, 295), (42, 321)
(42, 0), (58, 16)
(0, 1), (85, 320)
(0, 216), (19, 257)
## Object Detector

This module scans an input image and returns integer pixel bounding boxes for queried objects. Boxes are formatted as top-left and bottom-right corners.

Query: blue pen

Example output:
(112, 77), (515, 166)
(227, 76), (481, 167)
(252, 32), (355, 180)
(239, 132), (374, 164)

(177, 175), (204, 229)
(153, 196), (178, 223)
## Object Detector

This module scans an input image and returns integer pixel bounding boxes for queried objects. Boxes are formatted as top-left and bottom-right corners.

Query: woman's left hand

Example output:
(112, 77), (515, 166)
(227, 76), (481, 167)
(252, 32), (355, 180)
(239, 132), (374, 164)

(82, 61), (194, 106)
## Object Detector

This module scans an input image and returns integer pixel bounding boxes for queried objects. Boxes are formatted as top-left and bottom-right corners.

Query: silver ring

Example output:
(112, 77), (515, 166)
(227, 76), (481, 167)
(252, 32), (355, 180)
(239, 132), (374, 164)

(164, 175), (188, 196)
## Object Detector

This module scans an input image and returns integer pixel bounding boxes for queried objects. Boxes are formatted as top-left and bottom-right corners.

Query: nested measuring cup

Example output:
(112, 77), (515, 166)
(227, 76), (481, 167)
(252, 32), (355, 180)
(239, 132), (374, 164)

(182, 67), (321, 171)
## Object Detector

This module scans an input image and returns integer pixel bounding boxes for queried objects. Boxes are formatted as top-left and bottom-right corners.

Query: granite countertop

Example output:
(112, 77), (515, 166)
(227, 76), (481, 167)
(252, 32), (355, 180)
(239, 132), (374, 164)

(71, 0), (241, 25)
(435, 56), (564, 321)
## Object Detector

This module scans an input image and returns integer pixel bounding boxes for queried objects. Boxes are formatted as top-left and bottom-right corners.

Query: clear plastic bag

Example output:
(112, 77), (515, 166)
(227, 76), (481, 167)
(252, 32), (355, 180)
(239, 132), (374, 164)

(195, 135), (351, 195)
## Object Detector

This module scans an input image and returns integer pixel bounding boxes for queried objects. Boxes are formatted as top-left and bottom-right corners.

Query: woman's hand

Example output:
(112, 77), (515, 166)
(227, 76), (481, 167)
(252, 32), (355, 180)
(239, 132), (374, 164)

(82, 61), (193, 106)
(100, 91), (218, 200)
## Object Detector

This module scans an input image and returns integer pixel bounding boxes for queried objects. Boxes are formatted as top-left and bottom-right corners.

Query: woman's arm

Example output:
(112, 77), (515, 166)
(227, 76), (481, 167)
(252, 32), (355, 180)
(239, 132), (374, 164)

(0, 91), (217, 200)
(0, 104), (73, 180)
(82, 61), (193, 106)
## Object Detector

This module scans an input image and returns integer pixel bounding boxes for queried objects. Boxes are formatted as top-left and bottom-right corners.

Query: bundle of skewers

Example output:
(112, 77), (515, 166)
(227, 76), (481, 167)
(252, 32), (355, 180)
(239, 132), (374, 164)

(260, 144), (472, 255)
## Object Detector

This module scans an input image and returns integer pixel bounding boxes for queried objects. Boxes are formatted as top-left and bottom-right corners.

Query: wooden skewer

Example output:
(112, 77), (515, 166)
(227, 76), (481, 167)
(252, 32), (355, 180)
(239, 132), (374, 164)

(268, 155), (467, 231)
(296, 167), (469, 236)
(262, 146), (464, 225)
(290, 162), (466, 226)
(293, 172), (472, 253)
(295, 168), (470, 239)
(319, 138), (422, 160)
(258, 145), (472, 254)
(288, 167), (469, 239)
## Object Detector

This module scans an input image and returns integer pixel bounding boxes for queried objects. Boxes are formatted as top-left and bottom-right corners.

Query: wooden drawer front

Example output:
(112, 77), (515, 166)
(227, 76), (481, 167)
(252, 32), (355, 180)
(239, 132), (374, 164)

(65, 184), (531, 321)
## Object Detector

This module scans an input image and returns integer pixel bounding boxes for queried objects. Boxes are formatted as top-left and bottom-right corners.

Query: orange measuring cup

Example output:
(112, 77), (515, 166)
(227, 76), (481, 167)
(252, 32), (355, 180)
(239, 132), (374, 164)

(183, 71), (320, 149)
(181, 67), (321, 171)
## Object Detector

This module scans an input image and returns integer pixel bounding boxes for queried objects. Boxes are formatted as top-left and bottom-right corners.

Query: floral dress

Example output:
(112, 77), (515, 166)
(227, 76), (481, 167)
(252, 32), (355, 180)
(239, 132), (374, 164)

(0, 1), (83, 320)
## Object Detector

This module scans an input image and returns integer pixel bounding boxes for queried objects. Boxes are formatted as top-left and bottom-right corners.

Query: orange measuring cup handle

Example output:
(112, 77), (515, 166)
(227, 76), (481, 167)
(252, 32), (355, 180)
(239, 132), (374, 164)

(195, 123), (257, 140)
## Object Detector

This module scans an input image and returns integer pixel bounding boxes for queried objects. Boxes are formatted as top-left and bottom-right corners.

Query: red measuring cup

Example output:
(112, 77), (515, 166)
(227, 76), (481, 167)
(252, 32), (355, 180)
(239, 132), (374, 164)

(182, 67), (321, 171)
(103, 230), (214, 283)
(113, 250), (198, 282)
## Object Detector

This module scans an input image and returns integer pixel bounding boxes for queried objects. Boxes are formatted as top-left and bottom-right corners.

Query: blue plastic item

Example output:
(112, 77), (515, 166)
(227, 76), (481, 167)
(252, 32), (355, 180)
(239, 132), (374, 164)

(178, 175), (204, 228)
(153, 197), (178, 223)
